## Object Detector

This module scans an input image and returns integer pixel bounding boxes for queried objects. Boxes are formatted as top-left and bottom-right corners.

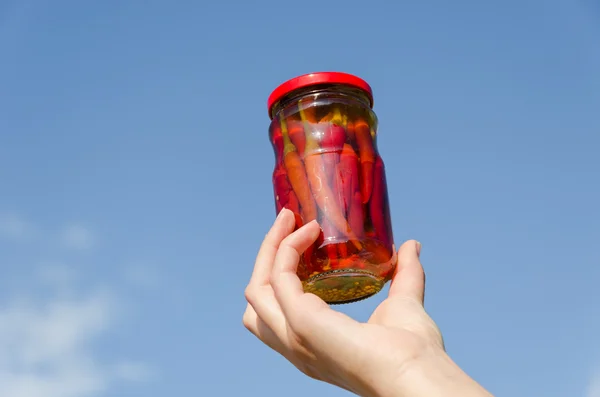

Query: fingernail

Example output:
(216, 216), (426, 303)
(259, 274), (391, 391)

(415, 241), (422, 257)
(302, 219), (318, 228)
(276, 209), (288, 221)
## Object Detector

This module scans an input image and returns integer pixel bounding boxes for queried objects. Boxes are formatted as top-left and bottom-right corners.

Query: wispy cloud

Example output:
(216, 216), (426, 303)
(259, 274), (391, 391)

(0, 213), (154, 397)
(0, 290), (114, 397)
(60, 224), (95, 250)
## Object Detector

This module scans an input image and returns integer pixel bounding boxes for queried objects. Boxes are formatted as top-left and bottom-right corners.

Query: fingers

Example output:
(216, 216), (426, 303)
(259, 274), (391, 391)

(246, 217), (366, 385)
(270, 220), (322, 314)
(245, 218), (329, 371)
(248, 209), (296, 287)
(242, 303), (287, 353)
(387, 240), (425, 304)
(243, 303), (323, 382)
(245, 209), (296, 344)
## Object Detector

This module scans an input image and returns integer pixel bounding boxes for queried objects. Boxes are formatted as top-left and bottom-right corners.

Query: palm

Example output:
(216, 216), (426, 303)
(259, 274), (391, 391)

(368, 296), (444, 351)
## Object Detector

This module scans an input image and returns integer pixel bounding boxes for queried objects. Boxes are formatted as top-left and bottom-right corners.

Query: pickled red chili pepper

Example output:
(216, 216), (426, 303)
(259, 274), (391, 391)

(287, 187), (314, 276)
(346, 120), (355, 143)
(320, 111), (345, 157)
(299, 105), (362, 250)
(355, 119), (375, 204)
(304, 152), (362, 250)
(349, 158), (365, 240)
(336, 241), (348, 259)
(333, 163), (349, 259)
(337, 144), (358, 213)
(369, 155), (392, 247)
(273, 165), (292, 213)
(319, 213), (339, 263)
(271, 123), (283, 163)
(337, 144), (365, 239)
(273, 164), (304, 232)
(363, 239), (393, 264)
(319, 122), (342, 184)
(287, 190), (303, 229)
(321, 122), (346, 152)
(348, 190), (364, 238)
(288, 120), (306, 157)
(280, 117), (317, 222)
(322, 122), (346, 182)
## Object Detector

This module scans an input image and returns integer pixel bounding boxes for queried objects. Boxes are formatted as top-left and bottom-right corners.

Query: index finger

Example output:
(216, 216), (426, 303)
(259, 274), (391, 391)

(248, 209), (296, 287)
(270, 220), (323, 311)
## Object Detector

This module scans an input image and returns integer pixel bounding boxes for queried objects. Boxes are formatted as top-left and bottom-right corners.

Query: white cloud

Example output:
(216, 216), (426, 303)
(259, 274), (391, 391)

(589, 368), (600, 397)
(0, 291), (116, 397)
(0, 288), (153, 397)
(0, 213), (35, 240)
(0, 212), (154, 397)
(61, 224), (94, 250)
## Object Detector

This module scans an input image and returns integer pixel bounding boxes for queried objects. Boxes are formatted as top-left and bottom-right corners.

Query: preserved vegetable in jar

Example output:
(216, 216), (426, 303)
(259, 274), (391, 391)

(267, 72), (397, 304)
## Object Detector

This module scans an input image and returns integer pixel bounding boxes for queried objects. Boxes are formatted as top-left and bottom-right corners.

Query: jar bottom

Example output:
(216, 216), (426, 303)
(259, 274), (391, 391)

(303, 269), (387, 304)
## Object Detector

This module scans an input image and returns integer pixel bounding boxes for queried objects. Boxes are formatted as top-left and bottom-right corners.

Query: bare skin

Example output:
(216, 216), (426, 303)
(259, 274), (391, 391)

(243, 209), (494, 397)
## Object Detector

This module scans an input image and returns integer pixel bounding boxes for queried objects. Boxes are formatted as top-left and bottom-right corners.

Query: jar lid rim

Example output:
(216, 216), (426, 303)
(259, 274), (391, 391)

(267, 72), (373, 118)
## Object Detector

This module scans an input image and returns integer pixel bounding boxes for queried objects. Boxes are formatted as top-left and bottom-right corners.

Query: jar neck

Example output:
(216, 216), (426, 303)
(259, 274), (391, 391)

(270, 84), (373, 120)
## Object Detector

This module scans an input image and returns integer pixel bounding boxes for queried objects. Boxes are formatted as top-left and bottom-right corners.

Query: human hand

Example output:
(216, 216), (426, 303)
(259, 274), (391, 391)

(243, 209), (492, 397)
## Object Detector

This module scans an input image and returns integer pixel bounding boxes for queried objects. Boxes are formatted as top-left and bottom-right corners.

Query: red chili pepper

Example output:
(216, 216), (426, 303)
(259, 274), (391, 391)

(319, 214), (339, 263)
(321, 123), (346, 152)
(332, 163), (350, 259)
(355, 119), (375, 204)
(281, 184), (314, 266)
(335, 144), (365, 243)
(271, 121), (283, 163)
(363, 239), (393, 264)
(288, 120), (306, 157)
(369, 155), (392, 248)
(336, 144), (358, 214)
(319, 108), (346, 150)
(348, 190), (364, 239)
(346, 120), (356, 143)
(273, 165), (292, 214)
(320, 151), (339, 186)
(280, 118), (318, 222)
(349, 155), (365, 239)
(287, 190), (304, 229)
(337, 242), (348, 259)
(299, 105), (362, 251)
(320, 122), (346, 184)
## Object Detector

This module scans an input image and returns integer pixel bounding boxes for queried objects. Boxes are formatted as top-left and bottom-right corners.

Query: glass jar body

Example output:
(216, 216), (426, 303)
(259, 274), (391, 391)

(269, 85), (396, 304)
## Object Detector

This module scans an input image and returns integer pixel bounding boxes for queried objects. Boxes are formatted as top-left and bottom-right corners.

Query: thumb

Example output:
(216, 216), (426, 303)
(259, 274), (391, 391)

(387, 240), (425, 304)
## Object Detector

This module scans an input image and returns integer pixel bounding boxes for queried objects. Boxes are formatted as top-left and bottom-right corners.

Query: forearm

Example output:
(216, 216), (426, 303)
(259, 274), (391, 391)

(375, 347), (494, 397)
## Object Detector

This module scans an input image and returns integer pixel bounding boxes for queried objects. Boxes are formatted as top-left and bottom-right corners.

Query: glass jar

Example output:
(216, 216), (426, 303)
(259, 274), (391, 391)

(267, 72), (397, 304)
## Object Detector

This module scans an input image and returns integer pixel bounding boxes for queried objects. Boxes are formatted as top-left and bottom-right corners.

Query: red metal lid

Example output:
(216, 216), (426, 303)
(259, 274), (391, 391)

(267, 72), (373, 118)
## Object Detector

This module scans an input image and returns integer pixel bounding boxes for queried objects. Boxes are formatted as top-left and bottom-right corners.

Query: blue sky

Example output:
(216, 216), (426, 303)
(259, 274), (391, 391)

(0, 1), (598, 396)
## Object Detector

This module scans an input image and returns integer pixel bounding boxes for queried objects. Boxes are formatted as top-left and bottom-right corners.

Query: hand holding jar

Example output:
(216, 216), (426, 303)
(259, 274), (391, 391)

(243, 210), (493, 397)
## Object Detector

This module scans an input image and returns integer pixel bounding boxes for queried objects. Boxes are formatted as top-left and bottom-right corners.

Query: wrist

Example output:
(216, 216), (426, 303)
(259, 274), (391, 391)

(375, 345), (493, 397)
